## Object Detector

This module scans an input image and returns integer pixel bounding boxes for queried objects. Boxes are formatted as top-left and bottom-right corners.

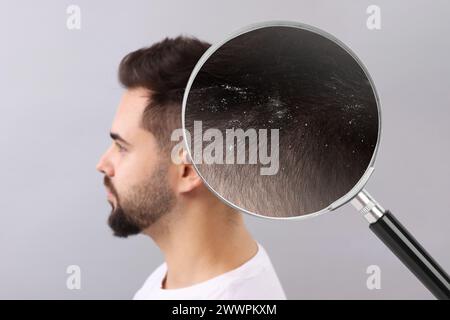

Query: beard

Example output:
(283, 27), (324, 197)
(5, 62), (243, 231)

(104, 163), (175, 238)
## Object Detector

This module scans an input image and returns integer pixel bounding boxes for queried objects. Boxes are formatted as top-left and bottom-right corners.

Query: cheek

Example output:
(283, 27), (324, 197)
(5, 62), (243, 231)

(138, 145), (164, 170)
(115, 151), (160, 188)
(113, 154), (141, 192)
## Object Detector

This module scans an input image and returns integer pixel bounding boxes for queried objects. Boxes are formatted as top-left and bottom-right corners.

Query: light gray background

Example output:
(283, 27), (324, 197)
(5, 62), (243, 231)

(0, 0), (449, 299)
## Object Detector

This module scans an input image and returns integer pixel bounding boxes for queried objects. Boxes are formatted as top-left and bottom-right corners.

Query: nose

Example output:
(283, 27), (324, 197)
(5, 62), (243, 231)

(96, 148), (114, 177)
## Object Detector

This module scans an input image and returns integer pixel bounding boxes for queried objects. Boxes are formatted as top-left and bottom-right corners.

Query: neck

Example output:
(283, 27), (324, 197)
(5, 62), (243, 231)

(142, 187), (257, 289)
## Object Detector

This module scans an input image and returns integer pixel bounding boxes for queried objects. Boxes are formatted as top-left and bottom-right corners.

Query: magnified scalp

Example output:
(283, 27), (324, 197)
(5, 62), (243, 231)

(185, 26), (379, 217)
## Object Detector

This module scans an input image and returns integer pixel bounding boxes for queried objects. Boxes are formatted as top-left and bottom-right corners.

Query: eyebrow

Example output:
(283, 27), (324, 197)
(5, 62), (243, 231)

(110, 132), (132, 146)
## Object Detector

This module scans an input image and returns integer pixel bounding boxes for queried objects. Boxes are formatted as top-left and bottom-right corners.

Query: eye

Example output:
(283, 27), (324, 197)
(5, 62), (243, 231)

(115, 142), (127, 153)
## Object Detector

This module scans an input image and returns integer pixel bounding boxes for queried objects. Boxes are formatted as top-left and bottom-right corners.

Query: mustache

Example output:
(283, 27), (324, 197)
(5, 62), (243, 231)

(103, 176), (118, 196)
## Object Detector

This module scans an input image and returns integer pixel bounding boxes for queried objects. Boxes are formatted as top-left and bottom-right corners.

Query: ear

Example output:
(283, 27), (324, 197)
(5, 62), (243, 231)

(174, 149), (203, 194)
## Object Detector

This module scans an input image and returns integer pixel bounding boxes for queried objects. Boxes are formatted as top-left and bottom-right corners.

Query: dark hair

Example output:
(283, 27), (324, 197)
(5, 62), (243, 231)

(118, 36), (211, 153)
(184, 26), (379, 217)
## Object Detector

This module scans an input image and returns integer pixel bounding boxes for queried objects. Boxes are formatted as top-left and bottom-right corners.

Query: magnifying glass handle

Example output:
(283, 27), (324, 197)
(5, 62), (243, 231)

(352, 189), (450, 299)
(370, 210), (450, 300)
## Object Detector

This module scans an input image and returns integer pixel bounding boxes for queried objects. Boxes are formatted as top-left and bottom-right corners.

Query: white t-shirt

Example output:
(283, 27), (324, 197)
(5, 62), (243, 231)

(133, 242), (287, 300)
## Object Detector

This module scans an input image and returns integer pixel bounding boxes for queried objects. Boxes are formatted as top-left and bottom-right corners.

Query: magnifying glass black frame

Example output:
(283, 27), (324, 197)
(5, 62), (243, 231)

(182, 21), (450, 299)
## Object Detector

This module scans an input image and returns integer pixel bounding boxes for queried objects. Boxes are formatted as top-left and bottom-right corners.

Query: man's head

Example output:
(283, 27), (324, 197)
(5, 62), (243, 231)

(96, 36), (211, 237)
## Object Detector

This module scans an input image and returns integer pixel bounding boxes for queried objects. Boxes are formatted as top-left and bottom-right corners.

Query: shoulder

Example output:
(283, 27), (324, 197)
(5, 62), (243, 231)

(218, 242), (287, 300)
(222, 273), (287, 299)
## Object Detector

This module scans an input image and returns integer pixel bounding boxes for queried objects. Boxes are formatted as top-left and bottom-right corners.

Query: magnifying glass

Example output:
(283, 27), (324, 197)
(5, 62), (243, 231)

(181, 21), (450, 299)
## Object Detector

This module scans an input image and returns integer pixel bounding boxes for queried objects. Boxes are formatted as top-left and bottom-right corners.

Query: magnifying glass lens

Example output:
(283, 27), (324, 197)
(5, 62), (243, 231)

(183, 25), (379, 218)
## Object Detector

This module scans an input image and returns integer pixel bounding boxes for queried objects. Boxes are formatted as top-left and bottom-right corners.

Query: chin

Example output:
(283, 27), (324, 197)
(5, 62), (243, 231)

(107, 209), (142, 238)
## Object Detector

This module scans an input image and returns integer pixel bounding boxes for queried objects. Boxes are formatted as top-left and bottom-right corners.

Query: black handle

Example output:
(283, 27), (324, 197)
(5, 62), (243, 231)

(369, 211), (450, 299)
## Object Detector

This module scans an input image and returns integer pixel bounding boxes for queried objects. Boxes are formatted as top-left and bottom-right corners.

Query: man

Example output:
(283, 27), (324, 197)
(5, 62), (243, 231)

(96, 36), (286, 299)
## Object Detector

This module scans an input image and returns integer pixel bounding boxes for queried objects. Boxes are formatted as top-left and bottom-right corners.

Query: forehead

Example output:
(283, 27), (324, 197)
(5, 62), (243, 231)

(111, 87), (150, 140)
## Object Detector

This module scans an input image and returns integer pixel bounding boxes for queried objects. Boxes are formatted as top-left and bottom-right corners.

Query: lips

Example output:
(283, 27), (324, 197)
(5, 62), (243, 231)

(106, 188), (114, 200)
